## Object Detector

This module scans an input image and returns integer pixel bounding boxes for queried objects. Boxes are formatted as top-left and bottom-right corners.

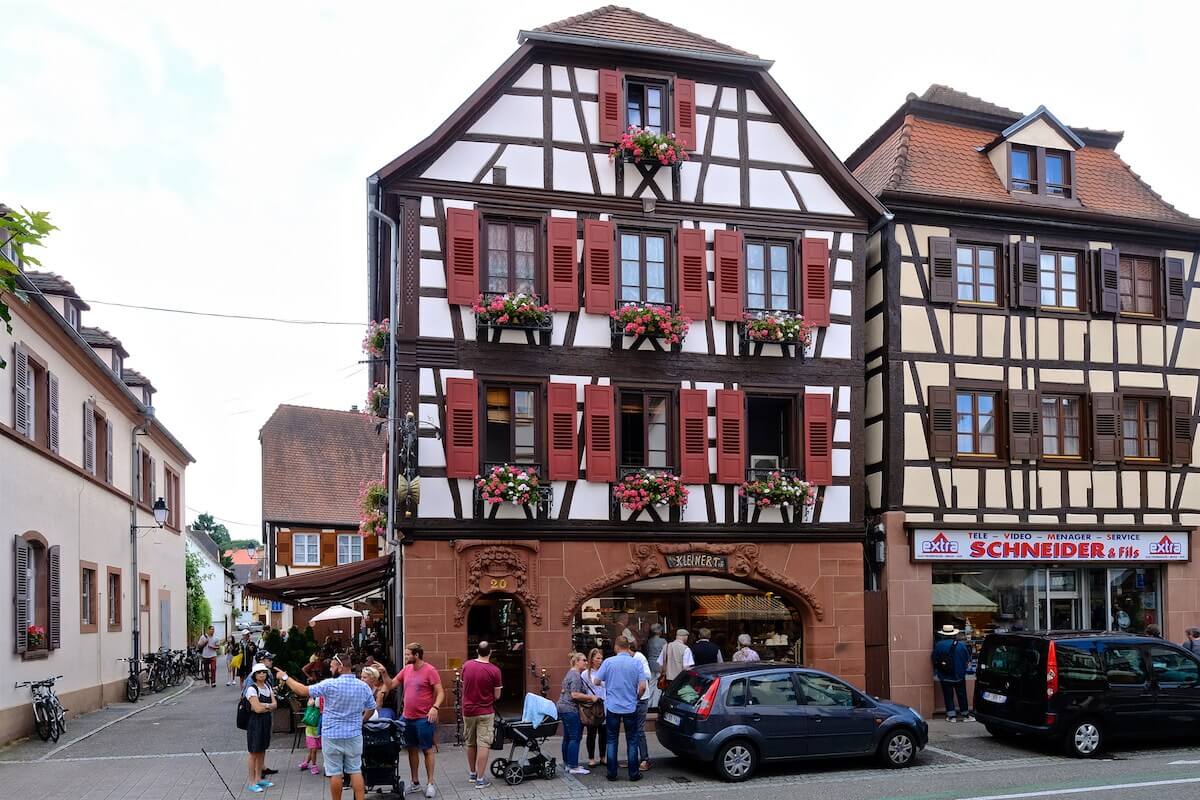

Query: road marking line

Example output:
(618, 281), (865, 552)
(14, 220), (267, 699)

(1170, 760), (1200, 765)
(0, 749), (247, 765)
(924, 745), (983, 764)
(957, 777), (1200, 800)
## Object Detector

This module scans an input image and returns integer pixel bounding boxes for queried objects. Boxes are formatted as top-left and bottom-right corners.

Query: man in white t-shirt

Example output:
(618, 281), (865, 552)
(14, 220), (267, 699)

(197, 626), (219, 688)
(629, 634), (654, 773)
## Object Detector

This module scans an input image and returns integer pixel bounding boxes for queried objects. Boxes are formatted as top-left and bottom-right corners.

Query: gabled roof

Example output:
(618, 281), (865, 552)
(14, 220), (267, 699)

(916, 84), (1021, 119)
(986, 105), (1085, 151)
(260, 404), (386, 527)
(521, 5), (768, 67)
(230, 547), (261, 566)
(121, 367), (154, 389)
(23, 271), (91, 310)
(80, 325), (129, 358)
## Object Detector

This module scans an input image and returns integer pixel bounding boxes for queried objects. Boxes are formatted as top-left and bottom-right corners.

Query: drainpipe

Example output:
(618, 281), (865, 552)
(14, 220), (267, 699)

(130, 409), (154, 665)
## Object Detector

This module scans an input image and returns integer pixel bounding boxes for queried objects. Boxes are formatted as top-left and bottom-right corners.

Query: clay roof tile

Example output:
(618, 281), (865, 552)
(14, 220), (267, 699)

(531, 5), (758, 59)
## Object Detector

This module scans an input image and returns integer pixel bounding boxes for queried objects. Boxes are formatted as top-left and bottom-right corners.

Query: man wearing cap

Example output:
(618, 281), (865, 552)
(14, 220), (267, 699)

(657, 629), (694, 683)
(931, 624), (972, 722)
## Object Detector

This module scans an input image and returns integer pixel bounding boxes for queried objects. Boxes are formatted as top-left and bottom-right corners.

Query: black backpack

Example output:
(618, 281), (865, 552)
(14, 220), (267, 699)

(236, 694), (251, 730)
(934, 641), (959, 675)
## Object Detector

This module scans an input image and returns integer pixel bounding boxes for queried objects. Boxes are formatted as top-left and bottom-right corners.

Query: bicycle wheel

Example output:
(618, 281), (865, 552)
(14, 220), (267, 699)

(48, 704), (61, 743)
(53, 698), (67, 735)
(126, 673), (140, 703)
(33, 700), (51, 741)
(151, 666), (167, 693)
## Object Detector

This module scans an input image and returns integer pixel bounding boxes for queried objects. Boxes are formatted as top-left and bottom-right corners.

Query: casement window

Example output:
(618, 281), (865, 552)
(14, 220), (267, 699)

(137, 446), (156, 507)
(1038, 250), (1081, 310)
(619, 389), (672, 469)
(1042, 395), (1083, 458)
(14, 535), (61, 653)
(955, 390), (999, 457)
(598, 70), (695, 149)
(1118, 255), (1159, 317)
(12, 344), (60, 453)
(747, 395), (794, 470)
(484, 219), (538, 296)
(164, 466), (181, 530)
(1010, 145), (1037, 193)
(746, 240), (792, 311)
(619, 230), (670, 305)
(80, 564), (97, 633)
(955, 244), (1000, 305)
(106, 566), (122, 631)
(1122, 397), (1162, 461)
(1045, 150), (1072, 198)
(484, 384), (539, 465)
(65, 302), (79, 330)
(626, 78), (668, 134)
(337, 534), (363, 565)
(292, 534), (320, 566)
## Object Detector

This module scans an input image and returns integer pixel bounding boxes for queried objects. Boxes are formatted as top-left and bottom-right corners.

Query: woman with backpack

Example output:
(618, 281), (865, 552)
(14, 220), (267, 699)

(242, 663), (278, 792)
(931, 625), (972, 721)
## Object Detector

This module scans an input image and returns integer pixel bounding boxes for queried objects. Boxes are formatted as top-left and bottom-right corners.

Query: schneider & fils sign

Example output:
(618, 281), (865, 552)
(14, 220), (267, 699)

(912, 529), (1189, 562)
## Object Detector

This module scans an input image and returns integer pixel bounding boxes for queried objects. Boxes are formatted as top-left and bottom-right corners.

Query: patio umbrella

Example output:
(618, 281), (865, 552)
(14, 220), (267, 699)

(309, 604), (362, 640)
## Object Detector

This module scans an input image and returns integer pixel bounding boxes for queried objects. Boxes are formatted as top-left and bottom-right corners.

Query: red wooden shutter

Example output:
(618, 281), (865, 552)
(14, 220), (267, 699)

(715, 389), (745, 484)
(1013, 241), (1041, 308)
(546, 217), (579, 311)
(445, 207), (479, 306)
(47, 371), (60, 454)
(1166, 256), (1187, 320)
(804, 393), (833, 486)
(584, 384), (616, 483)
(928, 387), (955, 459)
(1091, 393), (1121, 462)
(677, 228), (708, 319)
(1095, 248), (1120, 314)
(802, 237), (831, 326)
(928, 236), (956, 304)
(14, 536), (30, 654)
(1172, 395), (1193, 464)
(598, 69), (624, 143)
(547, 382), (579, 480)
(713, 230), (744, 321)
(1007, 389), (1040, 460)
(48, 544), (61, 650)
(444, 377), (479, 478)
(679, 389), (709, 483)
(583, 219), (615, 314)
(673, 78), (696, 150)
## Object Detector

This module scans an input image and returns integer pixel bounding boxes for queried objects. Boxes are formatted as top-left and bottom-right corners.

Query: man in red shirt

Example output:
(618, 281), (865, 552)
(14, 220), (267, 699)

(461, 641), (503, 788)
(391, 643), (445, 798)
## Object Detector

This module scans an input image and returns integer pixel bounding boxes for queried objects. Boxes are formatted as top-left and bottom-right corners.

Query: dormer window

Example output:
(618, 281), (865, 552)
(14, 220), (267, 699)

(112, 353), (123, 379)
(625, 77), (668, 135)
(65, 302), (79, 330)
(1010, 146), (1036, 193)
(1045, 150), (1071, 198)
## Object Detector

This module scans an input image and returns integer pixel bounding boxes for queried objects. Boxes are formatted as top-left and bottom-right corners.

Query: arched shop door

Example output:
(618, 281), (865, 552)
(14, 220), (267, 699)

(467, 594), (525, 711)
(573, 574), (805, 663)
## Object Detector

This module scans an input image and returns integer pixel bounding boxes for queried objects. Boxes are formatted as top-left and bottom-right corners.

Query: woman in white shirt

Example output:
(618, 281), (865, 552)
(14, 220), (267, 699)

(580, 649), (607, 767)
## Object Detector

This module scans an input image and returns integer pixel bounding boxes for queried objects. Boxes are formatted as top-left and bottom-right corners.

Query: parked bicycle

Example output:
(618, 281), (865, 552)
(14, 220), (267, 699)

(118, 656), (145, 702)
(15, 676), (66, 742)
(143, 651), (170, 694)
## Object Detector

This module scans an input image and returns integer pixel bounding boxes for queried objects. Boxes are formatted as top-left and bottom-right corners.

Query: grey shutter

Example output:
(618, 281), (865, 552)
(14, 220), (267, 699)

(150, 457), (157, 504)
(48, 545), (61, 651)
(928, 386), (956, 458)
(1095, 248), (1120, 314)
(1091, 393), (1121, 462)
(928, 236), (956, 304)
(13, 345), (29, 436)
(83, 402), (96, 475)
(47, 372), (60, 454)
(1007, 389), (1040, 460)
(14, 537), (30, 654)
(1172, 396), (1194, 464)
(105, 420), (114, 484)
(1166, 256), (1187, 320)
(1013, 241), (1041, 308)
(134, 446), (143, 502)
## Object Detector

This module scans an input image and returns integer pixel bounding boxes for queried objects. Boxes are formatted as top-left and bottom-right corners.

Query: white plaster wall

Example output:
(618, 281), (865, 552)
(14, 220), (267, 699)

(749, 169), (799, 209)
(746, 121), (811, 166)
(418, 297), (453, 339)
(495, 145), (544, 188)
(468, 95), (543, 138)
(422, 141), (496, 182)
(789, 172), (853, 215)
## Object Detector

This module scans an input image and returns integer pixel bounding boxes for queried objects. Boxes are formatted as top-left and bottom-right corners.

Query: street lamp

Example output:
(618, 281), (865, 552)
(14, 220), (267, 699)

(151, 497), (169, 527)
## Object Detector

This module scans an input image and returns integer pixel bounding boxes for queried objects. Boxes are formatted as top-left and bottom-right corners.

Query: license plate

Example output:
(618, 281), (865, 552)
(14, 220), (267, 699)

(662, 712), (681, 726)
(982, 691), (1007, 704)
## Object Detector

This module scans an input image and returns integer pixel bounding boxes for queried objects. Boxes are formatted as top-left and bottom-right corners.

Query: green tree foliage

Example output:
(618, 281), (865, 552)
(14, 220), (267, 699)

(185, 550), (212, 642)
(193, 512), (231, 549)
(0, 207), (57, 369)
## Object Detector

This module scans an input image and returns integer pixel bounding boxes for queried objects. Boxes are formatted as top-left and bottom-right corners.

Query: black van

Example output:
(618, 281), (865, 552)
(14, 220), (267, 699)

(974, 631), (1200, 757)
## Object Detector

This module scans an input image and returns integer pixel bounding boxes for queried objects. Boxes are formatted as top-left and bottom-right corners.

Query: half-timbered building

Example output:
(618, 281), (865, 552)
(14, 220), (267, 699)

(368, 6), (886, 704)
(850, 85), (1200, 714)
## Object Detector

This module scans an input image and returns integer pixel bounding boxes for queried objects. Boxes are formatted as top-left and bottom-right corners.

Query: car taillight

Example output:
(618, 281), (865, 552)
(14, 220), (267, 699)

(1046, 640), (1059, 699)
(697, 678), (721, 719)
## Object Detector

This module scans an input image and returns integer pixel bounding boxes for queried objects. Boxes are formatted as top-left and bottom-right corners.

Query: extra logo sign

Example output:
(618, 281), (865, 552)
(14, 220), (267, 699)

(920, 533), (959, 556)
(912, 530), (1189, 562)
(1150, 535), (1183, 556)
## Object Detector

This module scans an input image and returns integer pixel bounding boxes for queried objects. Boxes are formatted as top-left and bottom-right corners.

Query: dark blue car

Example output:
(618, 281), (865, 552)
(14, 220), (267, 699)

(656, 663), (928, 781)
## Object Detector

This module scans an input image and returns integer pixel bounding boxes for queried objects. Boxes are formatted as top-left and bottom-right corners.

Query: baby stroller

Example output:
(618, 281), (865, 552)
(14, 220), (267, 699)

(360, 718), (405, 795)
(489, 716), (559, 786)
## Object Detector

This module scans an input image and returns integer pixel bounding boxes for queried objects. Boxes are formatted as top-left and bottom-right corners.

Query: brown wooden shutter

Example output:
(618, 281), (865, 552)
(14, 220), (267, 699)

(598, 69), (623, 143)
(105, 420), (114, 484)
(715, 389), (745, 484)
(1007, 389), (1040, 460)
(547, 382), (579, 480)
(673, 78), (696, 150)
(48, 544), (61, 650)
(83, 402), (96, 475)
(584, 384), (616, 483)
(677, 228), (708, 319)
(928, 386), (956, 459)
(1166, 256), (1187, 320)
(444, 377), (479, 478)
(803, 393), (833, 486)
(1013, 241), (1041, 308)
(928, 236), (956, 304)
(583, 219), (615, 314)
(546, 217), (579, 311)
(679, 389), (709, 483)
(276, 530), (292, 566)
(445, 207), (479, 306)
(47, 371), (60, 454)
(14, 536), (30, 654)
(1172, 395), (1193, 464)
(1094, 248), (1120, 314)
(802, 237), (831, 326)
(320, 535), (337, 567)
(1091, 393), (1121, 462)
(713, 230), (744, 322)
(365, 535), (379, 560)
(13, 344), (29, 436)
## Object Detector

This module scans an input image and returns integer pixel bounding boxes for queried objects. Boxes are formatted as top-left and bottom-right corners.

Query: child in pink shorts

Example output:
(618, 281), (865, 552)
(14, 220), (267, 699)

(299, 697), (323, 775)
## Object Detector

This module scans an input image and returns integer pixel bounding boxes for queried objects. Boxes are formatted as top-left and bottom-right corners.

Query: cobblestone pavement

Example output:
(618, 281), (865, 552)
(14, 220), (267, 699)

(3, 681), (1200, 800)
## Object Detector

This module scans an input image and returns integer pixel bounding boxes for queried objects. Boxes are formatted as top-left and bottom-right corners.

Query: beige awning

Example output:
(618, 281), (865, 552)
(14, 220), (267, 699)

(933, 583), (998, 613)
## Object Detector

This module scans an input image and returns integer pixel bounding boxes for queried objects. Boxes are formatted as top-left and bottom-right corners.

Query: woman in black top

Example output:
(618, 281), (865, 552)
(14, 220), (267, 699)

(244, 664), (277, 793)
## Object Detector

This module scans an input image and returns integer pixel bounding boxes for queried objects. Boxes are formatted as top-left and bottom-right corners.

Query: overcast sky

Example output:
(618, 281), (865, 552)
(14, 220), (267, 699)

(3, 1), (1197, 539)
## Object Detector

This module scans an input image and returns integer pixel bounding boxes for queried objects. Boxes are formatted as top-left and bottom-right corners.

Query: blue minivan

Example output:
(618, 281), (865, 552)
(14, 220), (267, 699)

(656, 663), (928, 781)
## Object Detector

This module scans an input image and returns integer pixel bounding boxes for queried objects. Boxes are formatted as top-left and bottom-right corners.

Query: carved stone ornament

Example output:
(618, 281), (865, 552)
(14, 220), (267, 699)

(453, 545), (542, 627)
(559, 542), (824, 626)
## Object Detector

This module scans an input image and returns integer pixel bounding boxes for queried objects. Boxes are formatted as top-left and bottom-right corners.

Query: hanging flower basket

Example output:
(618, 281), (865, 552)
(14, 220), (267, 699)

(608, 126), (690, 167)
(365, 384), (388, 418)
(26, 624), (45, 650)
(610, 303), (691, 344)
(613, 469), (689, 512)
(475, 464), (541, 505)
(358, 479), (387, 538)
(363, 319), (389, 358)
(473, 293), (552, 328)
(738, 471), (817, 508)
(743, 311), (815, 347)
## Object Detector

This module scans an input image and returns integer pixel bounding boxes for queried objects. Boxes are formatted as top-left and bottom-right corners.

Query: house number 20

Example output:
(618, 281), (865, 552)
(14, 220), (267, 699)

(489, 578), (508, 590)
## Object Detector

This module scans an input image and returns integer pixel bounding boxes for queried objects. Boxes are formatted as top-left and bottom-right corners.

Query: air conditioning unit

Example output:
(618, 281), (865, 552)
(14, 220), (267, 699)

(751, 455), (780, 470)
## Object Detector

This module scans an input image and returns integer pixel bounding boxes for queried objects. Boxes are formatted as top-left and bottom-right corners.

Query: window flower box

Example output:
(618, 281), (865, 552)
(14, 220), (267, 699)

(365, 384), (388, 419)
(740, 310), (814, 357)
(613, 468), (689, 513)
(610, 303), (690, 350)
(358, 479), (387, 538)
(363, 319), (389, 359)
(474, 293), (553, 344)
(474, 463), (552, 519)
(26, 625), (45, 650)
(739, 469), (816, 523)
(608, 126), (690, 168)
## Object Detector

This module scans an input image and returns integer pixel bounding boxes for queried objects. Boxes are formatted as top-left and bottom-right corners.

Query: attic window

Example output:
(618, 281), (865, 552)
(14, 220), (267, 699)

(626, 78), (668, 135)
(65, 302), (79, 330)
(1010, 146), (1036, 193)
(1045, 150), (1071, 198)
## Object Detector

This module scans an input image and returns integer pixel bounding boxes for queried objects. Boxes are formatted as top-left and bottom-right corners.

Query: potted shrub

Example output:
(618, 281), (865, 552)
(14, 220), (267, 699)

(363, 319), (389, 358)
(473, 293), (551, 327)
(365, 384), (388, 418)
(610, 303), (691, 345)
(608, 126), (690, 167)
(738, 471), (817, 509)
(613, 469), (689, 512)
(358, 479), (387, 538)
(743, 311), (815, 347)
(476, 464), (541, 505)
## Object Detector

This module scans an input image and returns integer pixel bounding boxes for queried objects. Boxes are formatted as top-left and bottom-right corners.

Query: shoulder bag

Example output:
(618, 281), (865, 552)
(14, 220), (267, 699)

(577, 673), (605, 727)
